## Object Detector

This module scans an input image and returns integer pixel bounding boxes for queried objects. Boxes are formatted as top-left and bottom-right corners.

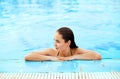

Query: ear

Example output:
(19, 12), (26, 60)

(67, 40), (71, 47)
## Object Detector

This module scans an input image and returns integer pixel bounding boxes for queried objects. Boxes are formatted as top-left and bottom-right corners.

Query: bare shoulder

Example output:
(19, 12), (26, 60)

(74, 48), (99, 54)
(31, 48), (57, 56)
(72, 48), (85, 54)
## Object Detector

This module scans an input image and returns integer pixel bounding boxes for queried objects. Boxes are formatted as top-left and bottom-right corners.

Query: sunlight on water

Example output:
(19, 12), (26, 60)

(0, 0), (120, 73)
(0, 0), (120, 59)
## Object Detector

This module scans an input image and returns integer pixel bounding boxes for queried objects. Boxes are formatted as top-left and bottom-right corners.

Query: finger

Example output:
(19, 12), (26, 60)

(57, 59), (64, 62)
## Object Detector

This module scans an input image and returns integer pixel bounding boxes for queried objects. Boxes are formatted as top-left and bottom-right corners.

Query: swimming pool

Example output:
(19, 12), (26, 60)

(0, 0), (120, 72)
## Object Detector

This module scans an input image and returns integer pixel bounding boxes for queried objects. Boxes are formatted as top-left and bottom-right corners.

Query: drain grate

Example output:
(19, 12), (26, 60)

(0, 72), (120, 79)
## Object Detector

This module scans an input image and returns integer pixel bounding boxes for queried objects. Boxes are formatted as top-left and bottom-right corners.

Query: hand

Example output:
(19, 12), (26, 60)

(58, 57), (64, 60)
(63, 57), (72, 61)
(50, 56), (74, 61)
(59, 56), (74, 61)
(50, 56), (58, 61)
(50, 56), (63, 61)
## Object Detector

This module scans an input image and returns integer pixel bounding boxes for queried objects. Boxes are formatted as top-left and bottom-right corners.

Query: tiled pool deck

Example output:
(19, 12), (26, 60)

(0, 72), (120, 79)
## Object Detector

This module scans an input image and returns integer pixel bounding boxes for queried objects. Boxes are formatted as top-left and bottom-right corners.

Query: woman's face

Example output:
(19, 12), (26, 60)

(54, 32), (69, 52)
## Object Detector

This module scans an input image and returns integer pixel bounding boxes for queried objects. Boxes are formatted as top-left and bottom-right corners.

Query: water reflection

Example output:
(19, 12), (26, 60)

(0, 0), (120, 59)
(0, 0), (120, 17)
(0, 0), (80, 17)
(24, 60), (80, 72)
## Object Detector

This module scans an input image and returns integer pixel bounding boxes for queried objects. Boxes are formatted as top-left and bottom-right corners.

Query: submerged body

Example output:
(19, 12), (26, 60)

(25, 27), (101, 61)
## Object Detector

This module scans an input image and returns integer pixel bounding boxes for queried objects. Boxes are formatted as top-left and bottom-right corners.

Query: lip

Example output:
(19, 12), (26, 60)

(56, 48), (58, 50)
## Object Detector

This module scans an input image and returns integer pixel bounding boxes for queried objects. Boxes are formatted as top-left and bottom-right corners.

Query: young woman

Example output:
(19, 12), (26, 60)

(25, 27), (101, 61)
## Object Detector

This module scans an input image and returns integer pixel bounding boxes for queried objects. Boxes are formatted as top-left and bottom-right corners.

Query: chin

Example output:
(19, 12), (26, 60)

(56, 48), (59, 52)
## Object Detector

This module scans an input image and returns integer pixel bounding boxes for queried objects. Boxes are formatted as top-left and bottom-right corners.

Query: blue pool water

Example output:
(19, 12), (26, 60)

(0, 0), (120, 72)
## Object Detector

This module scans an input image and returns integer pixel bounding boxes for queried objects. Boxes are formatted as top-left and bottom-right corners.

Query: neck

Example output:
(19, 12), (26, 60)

(59, 48), (72, 57)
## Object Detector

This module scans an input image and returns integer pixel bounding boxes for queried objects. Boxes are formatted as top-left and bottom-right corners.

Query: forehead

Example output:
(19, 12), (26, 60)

(54, 32), (63, 39)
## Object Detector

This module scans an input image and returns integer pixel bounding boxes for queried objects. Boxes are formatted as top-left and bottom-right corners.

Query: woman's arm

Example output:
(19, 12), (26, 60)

(62, 50), (101, 60)
(72, 52), (101, 60)
(25, 53), (58, 61)
(24, 49), (58, 61)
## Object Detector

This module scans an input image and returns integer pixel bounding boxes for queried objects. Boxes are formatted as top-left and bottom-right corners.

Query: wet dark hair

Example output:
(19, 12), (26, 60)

(57, 27), (78, 48)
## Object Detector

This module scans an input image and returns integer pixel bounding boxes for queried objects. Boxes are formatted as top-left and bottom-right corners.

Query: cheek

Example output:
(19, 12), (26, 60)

(55, 42), (61, 48)
(57, 43), (62, 48)
(58, 43), (66, 49)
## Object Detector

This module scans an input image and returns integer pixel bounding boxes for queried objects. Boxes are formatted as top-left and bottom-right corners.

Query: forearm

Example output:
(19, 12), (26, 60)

(71, 53), (101, 60)
(25, 54), (55, 61)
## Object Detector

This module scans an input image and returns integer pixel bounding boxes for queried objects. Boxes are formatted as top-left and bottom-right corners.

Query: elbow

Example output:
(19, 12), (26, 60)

(24, 56), (31, 61)
(24, 52), (35, 61)
(95, 54), (102, 60)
